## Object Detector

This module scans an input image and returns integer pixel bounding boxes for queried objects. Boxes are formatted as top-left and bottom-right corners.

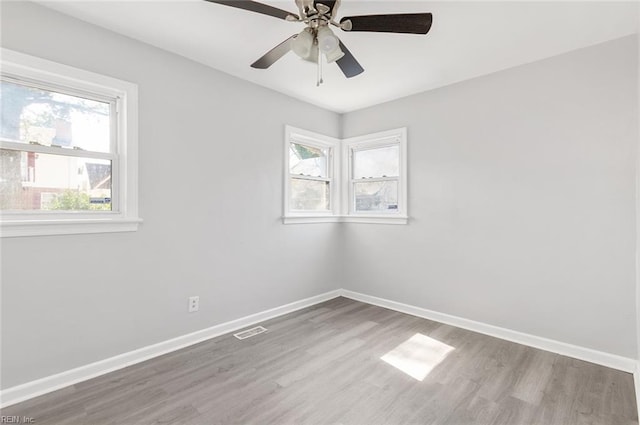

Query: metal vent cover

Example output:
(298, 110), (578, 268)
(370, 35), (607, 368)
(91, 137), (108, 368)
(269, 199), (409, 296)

(234, 326), (268, 340)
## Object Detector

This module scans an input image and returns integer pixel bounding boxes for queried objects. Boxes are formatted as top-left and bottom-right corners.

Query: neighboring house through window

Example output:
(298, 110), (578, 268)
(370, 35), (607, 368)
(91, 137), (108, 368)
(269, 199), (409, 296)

(0, 48), (140, 237)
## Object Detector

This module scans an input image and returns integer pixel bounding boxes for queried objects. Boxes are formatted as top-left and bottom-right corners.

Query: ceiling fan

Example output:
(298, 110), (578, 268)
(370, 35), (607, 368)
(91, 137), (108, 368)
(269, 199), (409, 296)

(205, 0), (433, 83)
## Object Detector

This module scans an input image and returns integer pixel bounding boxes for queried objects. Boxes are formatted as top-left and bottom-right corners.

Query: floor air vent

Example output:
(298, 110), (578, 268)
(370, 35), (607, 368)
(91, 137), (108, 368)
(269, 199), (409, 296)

(234, 326), (267, 340)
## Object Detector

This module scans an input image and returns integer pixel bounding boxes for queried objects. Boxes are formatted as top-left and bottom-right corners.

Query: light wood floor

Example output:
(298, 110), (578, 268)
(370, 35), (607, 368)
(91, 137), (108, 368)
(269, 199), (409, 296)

(2, 297), (638, 424)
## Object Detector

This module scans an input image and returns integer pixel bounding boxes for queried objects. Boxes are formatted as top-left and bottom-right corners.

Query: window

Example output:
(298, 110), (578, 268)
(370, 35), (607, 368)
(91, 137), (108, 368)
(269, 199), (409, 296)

(352, 145), (400, 212)
(0, 48), (140, 237)
(289, 143), (330, 211)
(284, 126), (339, 223)
(284, 126), (407, 224)
(343, 128), (407, 223)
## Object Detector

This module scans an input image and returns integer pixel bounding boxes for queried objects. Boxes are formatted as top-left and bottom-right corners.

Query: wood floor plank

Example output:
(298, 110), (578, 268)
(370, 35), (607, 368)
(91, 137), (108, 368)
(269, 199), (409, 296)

(511, 348), (557, 405)
(2, 297), (637, 424)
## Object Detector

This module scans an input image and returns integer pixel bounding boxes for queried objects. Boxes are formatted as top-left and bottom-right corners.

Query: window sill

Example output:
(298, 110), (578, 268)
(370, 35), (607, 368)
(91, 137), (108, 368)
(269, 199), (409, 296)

(1, 218), (143, 238)
(341, 215), (408, 225)
(282, 215), (341, 224)
(282, 215), (408, 225)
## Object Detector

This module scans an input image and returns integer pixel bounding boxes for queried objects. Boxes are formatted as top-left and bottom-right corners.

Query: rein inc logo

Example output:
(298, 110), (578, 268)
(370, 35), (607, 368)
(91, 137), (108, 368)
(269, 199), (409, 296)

(1, 417), (35, 424)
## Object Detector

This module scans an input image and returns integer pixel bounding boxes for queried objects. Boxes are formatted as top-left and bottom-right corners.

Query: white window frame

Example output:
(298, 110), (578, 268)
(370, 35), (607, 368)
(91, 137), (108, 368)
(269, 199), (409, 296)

(283, 126), (407, 225)
(0, 48), (141, 237)
(342, 128), (408, 224)
(283, 126), (340, 224)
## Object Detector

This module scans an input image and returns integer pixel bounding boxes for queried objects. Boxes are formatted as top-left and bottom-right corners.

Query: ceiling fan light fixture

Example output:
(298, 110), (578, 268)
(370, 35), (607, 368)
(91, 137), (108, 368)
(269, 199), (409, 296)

(291, 28), (314, 59)
(316, 25), (344, 63)
(317, 25), (339, 53)
(308, 44), (319, 63)
(324, 46), (345, 63)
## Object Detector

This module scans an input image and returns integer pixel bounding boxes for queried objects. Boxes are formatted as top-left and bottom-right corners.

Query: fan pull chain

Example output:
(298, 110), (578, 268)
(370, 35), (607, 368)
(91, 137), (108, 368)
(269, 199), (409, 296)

(317, 49), (323, 87)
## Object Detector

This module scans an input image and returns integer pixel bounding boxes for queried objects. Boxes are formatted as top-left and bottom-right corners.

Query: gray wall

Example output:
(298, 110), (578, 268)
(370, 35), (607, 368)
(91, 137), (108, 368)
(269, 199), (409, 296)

(0, 1), (341, 389)
(342, 36), (639, 358)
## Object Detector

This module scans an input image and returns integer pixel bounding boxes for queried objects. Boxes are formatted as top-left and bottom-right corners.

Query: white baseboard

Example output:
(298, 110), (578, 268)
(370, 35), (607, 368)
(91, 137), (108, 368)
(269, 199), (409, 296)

(0, 289), (342, 408)
(340, 289), (637, 373)
(3, 288), (636, 409)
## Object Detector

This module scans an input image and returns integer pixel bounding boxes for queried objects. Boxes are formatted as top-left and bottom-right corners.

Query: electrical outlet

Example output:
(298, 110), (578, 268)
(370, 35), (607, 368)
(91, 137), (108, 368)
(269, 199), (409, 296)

(188, 296), (199, 313)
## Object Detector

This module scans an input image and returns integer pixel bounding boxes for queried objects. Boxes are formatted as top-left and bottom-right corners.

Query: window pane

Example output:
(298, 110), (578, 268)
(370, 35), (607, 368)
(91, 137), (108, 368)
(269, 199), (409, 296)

(354, 180), (398, 212)
(0, 79), (111, 153)
(0, 149), (111, 211)
(290, 178), (329, 211)
(289, 142), (328, 178)
(353, 145), (399, 179)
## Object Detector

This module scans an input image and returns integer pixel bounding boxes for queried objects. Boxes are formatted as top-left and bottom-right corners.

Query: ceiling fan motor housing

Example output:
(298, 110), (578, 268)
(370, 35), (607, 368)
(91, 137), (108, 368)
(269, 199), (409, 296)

(295, 0), (340, 20)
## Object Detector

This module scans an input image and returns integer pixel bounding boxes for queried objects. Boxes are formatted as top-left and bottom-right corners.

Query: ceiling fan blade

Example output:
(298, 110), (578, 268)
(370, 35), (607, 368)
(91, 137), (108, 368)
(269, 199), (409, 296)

(251, 35), (296, 69)
(335, 40), (364, 78)
(204, 0), (298, 20)
(340, 13), (433, 34)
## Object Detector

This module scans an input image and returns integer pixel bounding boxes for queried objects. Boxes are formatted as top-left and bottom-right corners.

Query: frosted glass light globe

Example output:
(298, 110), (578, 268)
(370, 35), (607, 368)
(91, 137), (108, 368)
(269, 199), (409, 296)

(317, 26), (339, 53)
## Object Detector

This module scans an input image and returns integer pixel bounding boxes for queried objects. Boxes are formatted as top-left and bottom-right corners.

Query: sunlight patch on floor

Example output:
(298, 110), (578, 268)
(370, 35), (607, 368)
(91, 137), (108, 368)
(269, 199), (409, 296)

(380, 333), (454, 381)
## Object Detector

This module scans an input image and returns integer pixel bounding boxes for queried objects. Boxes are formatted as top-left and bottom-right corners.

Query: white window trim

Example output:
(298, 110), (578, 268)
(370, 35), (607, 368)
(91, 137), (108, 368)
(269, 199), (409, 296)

(283, 126), (407, 225)
(0, 48), (141, 237)
(342, 128), (408, 224)
(284, 126), (340, 224)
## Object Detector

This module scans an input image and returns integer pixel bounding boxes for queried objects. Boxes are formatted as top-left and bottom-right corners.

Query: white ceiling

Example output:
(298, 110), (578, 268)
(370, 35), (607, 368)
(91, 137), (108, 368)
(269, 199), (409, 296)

(36, 1), (638, 113)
